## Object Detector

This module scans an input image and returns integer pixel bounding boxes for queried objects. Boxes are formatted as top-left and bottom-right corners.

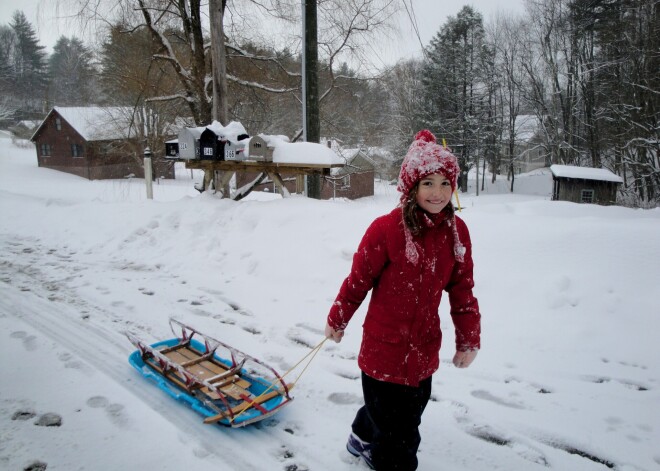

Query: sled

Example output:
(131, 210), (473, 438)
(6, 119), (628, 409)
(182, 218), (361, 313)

(126, 318), (293, 427)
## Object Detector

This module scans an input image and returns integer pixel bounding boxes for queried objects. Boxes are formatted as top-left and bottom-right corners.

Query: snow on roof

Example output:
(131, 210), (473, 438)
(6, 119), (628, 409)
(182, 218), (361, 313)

(550, 164), (623, 183)
(50, 106), (140, 141)
(17, 120), (40, 129)
(249, 134), (343, 166)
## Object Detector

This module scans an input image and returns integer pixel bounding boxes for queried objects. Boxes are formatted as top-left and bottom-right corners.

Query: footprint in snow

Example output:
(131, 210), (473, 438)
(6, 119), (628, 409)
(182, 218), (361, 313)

(465, 425), (549, 467)
(10, 331), (38, 351)
(23, 460), (48, 471)
(327, 392), (362, 405)
(106, 403), (129, 428)
(470, 390), (528, 410)
(242, 325), (262, 335)
(86, 396), (110, 408)
(504, 376), (554, 394)
(86, 396), (129, 428)
(295, 323), (324, 336)
(581, 375), (649, 391)
(539, 438), (616, 469)
(601, 357), (648, 370)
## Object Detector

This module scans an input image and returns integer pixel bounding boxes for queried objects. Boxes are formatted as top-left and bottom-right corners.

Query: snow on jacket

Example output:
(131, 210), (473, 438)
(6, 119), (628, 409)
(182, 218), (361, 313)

(327, 206), (481, 386)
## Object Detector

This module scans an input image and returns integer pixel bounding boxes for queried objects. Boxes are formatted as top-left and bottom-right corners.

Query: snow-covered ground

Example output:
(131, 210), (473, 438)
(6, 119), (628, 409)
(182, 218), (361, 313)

(1, 134), (658, 471)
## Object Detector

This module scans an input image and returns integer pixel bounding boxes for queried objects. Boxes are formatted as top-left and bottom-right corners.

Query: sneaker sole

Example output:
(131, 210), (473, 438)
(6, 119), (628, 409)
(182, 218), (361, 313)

(346, 442), (360, 457)
(346, 443), (374, 469)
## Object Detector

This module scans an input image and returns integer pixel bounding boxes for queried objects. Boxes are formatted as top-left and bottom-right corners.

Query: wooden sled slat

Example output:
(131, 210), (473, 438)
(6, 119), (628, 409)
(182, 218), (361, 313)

(158, 343), (252, 400)
(203, 388), (285, 424)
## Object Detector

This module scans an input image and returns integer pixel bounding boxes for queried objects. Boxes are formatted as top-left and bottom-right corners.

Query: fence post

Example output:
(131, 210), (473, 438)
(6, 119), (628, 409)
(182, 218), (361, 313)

(144, 147), (153, 200)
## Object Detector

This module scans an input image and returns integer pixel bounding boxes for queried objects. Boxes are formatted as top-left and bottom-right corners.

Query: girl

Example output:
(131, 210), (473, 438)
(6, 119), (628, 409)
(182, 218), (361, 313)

(325, 130), (481, 470)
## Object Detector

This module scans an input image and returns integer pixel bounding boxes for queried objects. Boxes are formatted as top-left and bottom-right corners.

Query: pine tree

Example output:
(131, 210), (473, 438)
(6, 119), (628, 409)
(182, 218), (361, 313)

(10, 11), (48, 114)
(48, 36), (96, 106)
(422, 6), (488, 191)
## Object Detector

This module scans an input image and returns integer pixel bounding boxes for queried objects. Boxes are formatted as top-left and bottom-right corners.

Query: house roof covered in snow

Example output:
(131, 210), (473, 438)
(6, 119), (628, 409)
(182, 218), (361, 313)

(550, 164), (623, 183)
(32, 107), (139, 142)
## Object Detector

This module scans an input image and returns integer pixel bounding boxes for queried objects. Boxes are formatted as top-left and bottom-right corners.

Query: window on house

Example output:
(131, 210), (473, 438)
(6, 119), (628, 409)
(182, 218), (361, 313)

(55, 118), (62, 131)
(40, 143), (51, 156)
(71, 144), (83, 158)
(581, 189), (594, 204)
(340, 175), (351, 189)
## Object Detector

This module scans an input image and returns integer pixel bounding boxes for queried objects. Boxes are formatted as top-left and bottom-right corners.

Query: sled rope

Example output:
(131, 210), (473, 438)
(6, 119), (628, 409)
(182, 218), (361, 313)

(230, 337), (328, 424)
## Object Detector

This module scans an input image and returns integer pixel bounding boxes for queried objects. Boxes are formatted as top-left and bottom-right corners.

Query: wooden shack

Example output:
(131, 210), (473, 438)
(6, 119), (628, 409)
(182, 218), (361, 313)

(550, 164), (623, 205)
(320, 147), (375, 200)
(30, 106), (174, 180)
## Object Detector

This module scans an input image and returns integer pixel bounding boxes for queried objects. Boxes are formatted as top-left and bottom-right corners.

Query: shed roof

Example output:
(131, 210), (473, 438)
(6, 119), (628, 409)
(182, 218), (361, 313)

(32, 107), (138, 142)
(550, 164), (623, 183)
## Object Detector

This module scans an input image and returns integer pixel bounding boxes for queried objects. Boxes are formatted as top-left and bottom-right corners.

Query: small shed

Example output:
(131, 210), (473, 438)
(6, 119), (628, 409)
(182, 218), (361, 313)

(321, 147), (375, 200)
(550, 164), (623, 205)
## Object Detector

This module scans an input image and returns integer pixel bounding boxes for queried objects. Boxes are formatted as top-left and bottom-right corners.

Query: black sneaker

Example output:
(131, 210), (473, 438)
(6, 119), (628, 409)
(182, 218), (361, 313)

(346, 432), (375, 469)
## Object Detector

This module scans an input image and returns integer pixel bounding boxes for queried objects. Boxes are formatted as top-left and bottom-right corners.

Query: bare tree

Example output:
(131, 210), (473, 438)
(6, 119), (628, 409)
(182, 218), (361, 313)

(486, 12), (528, 189)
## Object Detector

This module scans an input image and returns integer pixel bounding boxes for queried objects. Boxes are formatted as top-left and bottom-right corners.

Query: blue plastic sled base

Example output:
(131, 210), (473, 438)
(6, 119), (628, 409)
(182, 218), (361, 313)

(128, 337), (291, 427)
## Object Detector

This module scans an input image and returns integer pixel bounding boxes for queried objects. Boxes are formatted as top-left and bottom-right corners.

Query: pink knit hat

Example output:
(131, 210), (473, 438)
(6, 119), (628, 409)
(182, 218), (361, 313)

(398, 130), (466, 264)
(397, 129), (460, 198)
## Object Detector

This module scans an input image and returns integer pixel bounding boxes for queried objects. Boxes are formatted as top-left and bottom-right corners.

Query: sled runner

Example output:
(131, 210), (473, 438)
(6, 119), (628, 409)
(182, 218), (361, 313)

(127, 318), (293, 427)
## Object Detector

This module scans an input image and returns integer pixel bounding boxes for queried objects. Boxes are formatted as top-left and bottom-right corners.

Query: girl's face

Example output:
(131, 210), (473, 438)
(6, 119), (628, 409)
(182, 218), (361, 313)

(415, 173), (453, 214)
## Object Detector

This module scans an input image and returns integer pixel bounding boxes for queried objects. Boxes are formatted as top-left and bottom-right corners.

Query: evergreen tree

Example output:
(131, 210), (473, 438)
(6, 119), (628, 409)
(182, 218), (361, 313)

(422, 6), (487, 190)
(9, 11), (48, 114)
(48, 36), (96, 106)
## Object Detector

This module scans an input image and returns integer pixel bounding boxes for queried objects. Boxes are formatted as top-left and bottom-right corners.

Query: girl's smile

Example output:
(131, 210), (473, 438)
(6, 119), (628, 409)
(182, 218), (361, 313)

(416, 173), (453, 214)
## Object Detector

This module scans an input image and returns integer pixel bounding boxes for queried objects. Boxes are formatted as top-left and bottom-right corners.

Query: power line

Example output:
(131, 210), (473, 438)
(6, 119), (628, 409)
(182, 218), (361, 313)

(401, 0), (428, 59)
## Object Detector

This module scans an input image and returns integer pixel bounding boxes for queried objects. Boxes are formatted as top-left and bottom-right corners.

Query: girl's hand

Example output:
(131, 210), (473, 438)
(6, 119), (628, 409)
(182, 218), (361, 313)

(325, 323), (344, 343)
(453, 349), (478, 368)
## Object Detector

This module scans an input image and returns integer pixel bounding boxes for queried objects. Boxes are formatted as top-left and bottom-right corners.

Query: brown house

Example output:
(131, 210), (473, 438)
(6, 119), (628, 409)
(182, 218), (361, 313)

(320, 147), (375, 200)
(30, 107), (168, 180)
(550, 164), (623, 205)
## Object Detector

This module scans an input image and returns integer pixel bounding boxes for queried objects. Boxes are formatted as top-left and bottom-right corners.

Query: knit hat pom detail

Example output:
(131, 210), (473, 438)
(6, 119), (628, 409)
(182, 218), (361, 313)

(413, 129), (436, 144)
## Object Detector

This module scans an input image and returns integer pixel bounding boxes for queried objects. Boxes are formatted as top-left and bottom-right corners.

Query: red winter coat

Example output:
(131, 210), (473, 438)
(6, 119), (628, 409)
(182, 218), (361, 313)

(327, 207), (480, 386)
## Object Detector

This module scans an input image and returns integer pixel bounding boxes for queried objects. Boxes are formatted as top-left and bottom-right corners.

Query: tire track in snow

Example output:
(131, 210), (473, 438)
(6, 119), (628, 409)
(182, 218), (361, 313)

(0, 236), (331, 470)
(0, 284), (265, 471)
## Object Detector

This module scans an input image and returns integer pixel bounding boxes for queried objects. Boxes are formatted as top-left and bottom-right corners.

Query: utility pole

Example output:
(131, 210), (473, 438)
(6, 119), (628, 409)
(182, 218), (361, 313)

(302, 0), (321, 199)
(209, 0), (229, 194)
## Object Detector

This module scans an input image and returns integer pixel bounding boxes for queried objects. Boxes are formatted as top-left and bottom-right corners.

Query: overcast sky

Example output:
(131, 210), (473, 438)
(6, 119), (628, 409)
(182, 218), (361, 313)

(1, 0), (526, 65)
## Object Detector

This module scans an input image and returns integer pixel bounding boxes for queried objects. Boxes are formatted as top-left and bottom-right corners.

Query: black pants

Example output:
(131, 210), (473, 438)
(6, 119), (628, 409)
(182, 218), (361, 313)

(352, 372), (432, 471)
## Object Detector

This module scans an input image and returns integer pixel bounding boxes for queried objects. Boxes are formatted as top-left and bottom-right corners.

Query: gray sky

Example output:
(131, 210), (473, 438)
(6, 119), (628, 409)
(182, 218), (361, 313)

(1, 0), (526, 64)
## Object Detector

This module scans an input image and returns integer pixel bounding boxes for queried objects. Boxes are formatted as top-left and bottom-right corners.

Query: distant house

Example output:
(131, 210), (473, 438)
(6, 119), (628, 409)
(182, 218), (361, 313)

(512, 115), (547, 173)
(320, 147), (375, 200)
(10, 120), (41, 139)
(550, 164), (623, 205)
(30, 106), (173, 180)
(234, 136), (348, 197)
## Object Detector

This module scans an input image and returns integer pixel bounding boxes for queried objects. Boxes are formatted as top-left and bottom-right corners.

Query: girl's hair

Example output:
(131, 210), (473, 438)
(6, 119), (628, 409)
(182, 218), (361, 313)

(402, 184), (422, 235)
